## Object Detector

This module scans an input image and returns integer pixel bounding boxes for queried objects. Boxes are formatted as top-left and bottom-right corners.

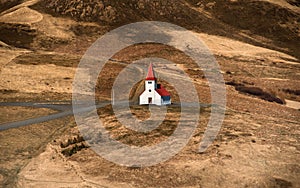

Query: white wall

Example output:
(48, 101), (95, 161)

(145, 80), (155, 91)
(139, 82), (162, 105)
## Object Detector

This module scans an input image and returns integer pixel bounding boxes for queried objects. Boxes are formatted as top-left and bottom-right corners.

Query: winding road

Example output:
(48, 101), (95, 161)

(0, 101), (108, 131)
(0, 101), (213, 131)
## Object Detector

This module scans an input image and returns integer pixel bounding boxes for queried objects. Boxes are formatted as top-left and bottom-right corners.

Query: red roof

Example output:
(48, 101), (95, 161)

(146, 63), (156, 81)
(156, 85), (170, 97)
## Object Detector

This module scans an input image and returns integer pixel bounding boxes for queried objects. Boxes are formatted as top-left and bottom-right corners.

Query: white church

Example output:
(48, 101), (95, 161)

(139, 63), (171, 106)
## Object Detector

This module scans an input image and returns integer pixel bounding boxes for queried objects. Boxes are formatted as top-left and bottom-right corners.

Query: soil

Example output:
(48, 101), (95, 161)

(0, 0), (299, 187)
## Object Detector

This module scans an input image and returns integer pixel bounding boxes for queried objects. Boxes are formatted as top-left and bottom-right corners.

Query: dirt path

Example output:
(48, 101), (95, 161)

(285, 99), (300, 110)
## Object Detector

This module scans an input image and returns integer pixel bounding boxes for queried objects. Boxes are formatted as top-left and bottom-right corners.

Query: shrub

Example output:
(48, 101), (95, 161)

(236, 86), (284, 104)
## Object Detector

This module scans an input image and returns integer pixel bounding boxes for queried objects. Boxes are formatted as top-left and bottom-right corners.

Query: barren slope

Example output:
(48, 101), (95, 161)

(0, 0), (299, 187)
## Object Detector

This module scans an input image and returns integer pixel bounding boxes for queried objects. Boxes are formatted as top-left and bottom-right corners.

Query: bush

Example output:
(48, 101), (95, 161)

(61, 143), (89, 157)
(236, 86), (285, 104)
(283, 89), (300, 96)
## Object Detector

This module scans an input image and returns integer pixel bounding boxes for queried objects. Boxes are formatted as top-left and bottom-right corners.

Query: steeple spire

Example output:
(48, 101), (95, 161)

(146, 63), (156, 81)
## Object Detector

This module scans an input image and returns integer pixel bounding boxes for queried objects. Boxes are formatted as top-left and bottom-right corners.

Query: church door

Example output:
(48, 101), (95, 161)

(148, 97), (152, 104)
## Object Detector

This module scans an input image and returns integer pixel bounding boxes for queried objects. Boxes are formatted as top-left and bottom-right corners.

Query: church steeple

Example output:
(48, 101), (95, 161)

(145, 63), (156, 92)
(146, 63), (156, 81)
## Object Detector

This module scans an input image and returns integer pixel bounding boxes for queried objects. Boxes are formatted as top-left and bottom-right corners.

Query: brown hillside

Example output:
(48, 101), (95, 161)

(34, 0), (300, 59)
(0, 0), (299, 187)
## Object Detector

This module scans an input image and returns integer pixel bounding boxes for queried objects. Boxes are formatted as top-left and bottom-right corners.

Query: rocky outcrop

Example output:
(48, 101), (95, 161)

(40, 0), (117, 23)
